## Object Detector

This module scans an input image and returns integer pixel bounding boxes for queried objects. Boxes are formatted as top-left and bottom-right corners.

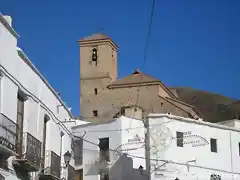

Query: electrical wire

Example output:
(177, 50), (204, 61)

(128, 0), (156, 130)
(0, 61), (160, 163)
(72, 120), (170, 133)
(134, 0), (156, 108)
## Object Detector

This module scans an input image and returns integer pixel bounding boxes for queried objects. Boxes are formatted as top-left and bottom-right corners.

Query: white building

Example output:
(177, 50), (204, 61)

(71, 116), (146, 180)
(147, 114), (240, 180)
(0, 14), (85, 180)
(71, 112), (240, 180)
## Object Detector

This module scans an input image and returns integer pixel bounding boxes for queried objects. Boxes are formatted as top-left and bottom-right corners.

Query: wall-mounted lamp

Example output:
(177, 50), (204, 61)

(63, 151), (71, 169)
(138, 165), (143, 175)
(175, 178), (180, 180)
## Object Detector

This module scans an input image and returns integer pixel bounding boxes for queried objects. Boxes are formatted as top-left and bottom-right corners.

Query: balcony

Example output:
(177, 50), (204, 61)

(14, 132), (42, 172)
(67, 165), (75, 180)
(0, 113), (17, 157)
(85, 150), (119, 176)
(39, 150), (61, 180)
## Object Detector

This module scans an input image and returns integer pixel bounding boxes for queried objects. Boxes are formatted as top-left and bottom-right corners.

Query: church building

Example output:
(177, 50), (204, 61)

(79, 33), (240, 122)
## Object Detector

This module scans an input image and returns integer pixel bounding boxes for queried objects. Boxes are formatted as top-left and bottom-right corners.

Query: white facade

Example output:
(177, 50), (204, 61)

(71, 116), (146, 180)
(0, 14), (85, 179)
(148, 114), (240, 180)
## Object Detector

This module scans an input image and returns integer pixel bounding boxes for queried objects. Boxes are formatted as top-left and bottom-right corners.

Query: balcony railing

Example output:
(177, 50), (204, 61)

(0, 174), (4, 180)
(15, 132), (42, 172)
(40, 150), (61, 180)
(85, 150), (119, 176)
(0, 113), (17, 156)
(67, 165), (75, 180)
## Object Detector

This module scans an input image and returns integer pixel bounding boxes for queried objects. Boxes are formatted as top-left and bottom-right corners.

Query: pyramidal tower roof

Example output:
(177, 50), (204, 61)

(79, 33), (118, 49)
(79, 33), (110, 41)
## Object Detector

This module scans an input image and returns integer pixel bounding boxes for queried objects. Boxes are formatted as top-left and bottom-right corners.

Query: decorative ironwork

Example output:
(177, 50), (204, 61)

(43, 150), (61, 179)
(84, 150), (119, 176)
(0, 173), (4, 180)
(211, 174), (221, 180)
(67, 165), (75, 180)
(0, 113), (17, 153)
(20, 132), (42, 171)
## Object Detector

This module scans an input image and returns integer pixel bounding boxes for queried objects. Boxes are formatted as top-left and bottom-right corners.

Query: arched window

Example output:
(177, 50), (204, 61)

(92, 48), (98, 66)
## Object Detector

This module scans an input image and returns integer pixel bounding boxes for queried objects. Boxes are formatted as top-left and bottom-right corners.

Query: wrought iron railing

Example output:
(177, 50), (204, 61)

(44, 150), (61, 179)
(21, 132), (42, 169)
(0, 113), (17, 153)
(100, 150), (110, 162)
(85, 150), (119, 176)
(68, 165), (75, 180)
(0, 173), (4, 180)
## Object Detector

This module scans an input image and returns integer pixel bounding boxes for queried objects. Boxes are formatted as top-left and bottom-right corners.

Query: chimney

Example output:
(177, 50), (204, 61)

(3, 15), (12, 27)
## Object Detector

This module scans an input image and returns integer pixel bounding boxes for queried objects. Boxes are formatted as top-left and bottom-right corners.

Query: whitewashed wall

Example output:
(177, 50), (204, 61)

(0, 14), (85, 179)
(71, 116), (146, 180)
(120, 117), (145, 169)
(148, 114), (240, 180)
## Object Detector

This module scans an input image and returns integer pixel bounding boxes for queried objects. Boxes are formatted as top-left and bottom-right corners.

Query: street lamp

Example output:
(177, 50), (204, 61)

(63, 151), (71, 168)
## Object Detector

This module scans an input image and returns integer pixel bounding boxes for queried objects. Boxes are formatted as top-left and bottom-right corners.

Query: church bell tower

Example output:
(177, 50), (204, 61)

(78, 33), (118, 115)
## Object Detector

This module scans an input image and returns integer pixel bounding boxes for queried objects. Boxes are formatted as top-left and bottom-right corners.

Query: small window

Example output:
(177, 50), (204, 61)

(94, 88), (98, 95)
(93, 110), (98, 117)
(92, 48), (98, 66)
(99, 138), (109, 162)
(210, 138), (217, 153)
(100, 174), (109, 180)
(176, 131), (183, 147)
(238, 143), (240, 156)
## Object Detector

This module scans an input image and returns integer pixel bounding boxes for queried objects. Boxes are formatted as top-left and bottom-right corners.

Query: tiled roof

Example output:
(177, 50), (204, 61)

(109, 69), (160, 86)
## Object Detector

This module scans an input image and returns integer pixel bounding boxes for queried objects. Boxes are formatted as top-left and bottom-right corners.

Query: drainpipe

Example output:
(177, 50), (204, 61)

(229, 131), (234, 180)
(144, 118), (151, 180)
(60, 131), (65, 174)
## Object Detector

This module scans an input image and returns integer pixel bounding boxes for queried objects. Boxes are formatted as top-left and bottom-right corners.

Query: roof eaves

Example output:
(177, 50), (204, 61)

(158, 95), (194, 117)
(0, 13), (19, 38)
(17, 48), (73, 118)
(165, 97), (204, 118)
(108, 81), (161, 88)
(148, 113), (240, 133)
(72, 118), (118, 129)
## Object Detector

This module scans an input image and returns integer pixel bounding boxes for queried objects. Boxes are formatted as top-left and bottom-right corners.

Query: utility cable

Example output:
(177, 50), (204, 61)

(72, 120), (169, 133)
(129, 0), (156, 130)
(134, 0), (156, 108)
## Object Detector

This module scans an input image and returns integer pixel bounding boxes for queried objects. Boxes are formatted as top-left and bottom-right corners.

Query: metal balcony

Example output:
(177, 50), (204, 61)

(85, 150), (119, 176)
(14, 132), (42, 172)
(0, 113), (17, 157)
(39, 150), (61, 180)
(0, 173), (4, 180)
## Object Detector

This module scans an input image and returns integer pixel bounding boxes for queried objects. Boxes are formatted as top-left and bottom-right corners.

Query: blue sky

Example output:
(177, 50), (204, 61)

(1, 0), (240, 116)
